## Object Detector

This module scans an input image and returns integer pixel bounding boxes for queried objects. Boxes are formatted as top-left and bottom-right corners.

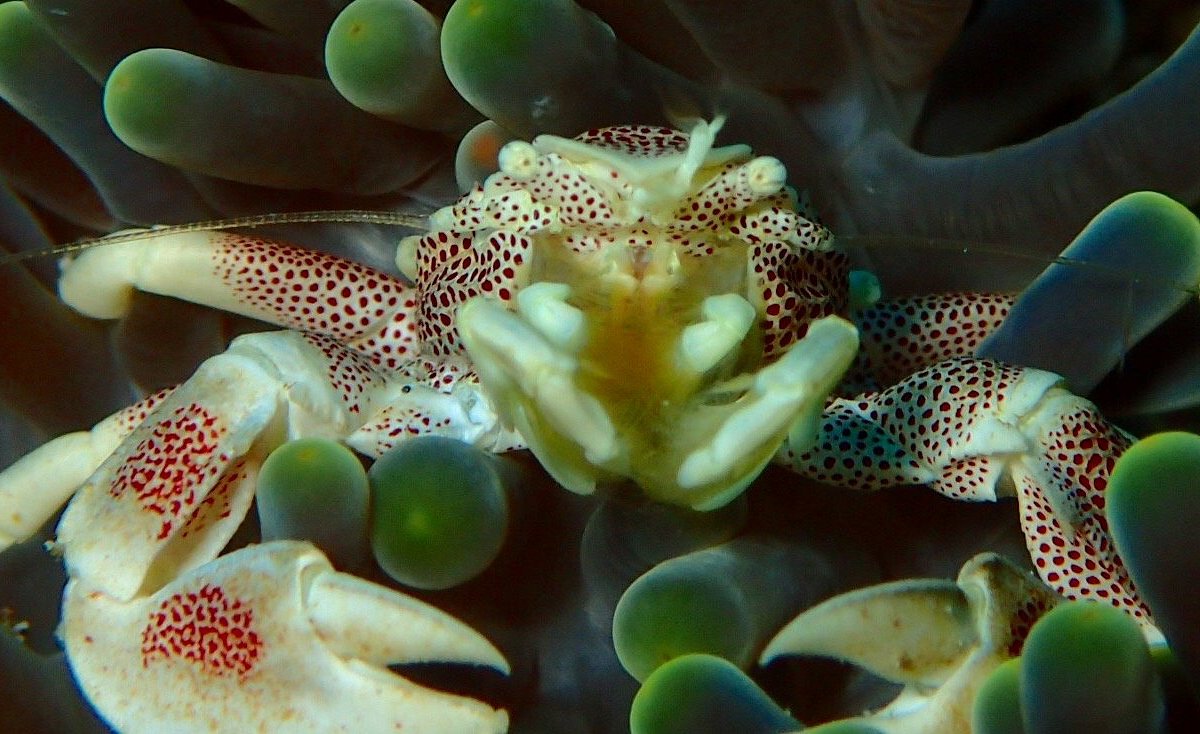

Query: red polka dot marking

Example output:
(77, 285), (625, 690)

(111, 404), (228, 541)
(141, 583), (263, 679)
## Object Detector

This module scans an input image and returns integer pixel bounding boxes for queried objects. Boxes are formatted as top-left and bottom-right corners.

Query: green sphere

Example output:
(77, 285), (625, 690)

(614, 566), (753, 682)
(256, 438), (370, 567)
(368, 436), (509, 590)
(630, 654), (800, 734)
(1020, 600), (1161, 734)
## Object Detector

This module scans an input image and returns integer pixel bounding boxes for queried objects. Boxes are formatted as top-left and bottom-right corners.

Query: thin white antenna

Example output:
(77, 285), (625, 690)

(0, 209), (429, 267)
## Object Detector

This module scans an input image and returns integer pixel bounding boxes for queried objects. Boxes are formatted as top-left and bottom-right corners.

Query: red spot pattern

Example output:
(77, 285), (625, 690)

(562, 228), (659, 255)
(111, 404), (228, 540)
(786, 398), (930, 489)
(177, 458), (246, 539)
(671, 162), (782, 231)
(414, 230), (532, 356)
(1018, 404), (1150, 621)
(791, 358), (1025, 501)
(499, 153), (621, 228)
(438, 184), (557, 234)
(112, 386), (178, 435)
(300, 332), (386, 414)
(749, 242), (849, 361)
(213, 235), (418, 369)
(358, 403), (460, 457)
(728, 204), (831, 251)
(573, 125), (690, 156)
(1006, 593), (1056, 657)
(850, 293), (1015, 389)
(932, 455), (1006, 500)
(142, 584), (263, 679)
(412, 356), (476, 393)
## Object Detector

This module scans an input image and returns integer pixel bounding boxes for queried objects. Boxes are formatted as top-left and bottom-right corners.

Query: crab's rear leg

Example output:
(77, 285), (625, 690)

(781, 356), (1154, 630)
(58, 230), (420, 368)
(845, 292), (1016, 392)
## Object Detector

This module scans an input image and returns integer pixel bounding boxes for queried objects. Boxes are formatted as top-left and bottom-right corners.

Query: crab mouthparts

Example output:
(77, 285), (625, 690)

(458, 271), (858, 510)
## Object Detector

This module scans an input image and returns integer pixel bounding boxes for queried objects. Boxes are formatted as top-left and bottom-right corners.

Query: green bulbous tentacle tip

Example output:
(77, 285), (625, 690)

(325, 0), (472, 131)
(613, 537), (834, 683)
(256, 438), (370, 569)
(1019, 600), (1163, 734)
(103, 48), (202, 159)
(441, 0), (547, 77)
(614, 565), (751, 683)
(440, 0), (627, 133)
(972, 657), (1025, 734)
(1108, 431), (1200, 697)
(1100, 191), (1200, 276)
(368, 436), (512, 590)
(0, 1), (45, 66)
(630, 654), (800, 734)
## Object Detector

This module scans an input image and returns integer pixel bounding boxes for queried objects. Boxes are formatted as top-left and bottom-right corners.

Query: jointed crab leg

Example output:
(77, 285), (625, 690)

(782, 356), (1153, 629)
(847, 292), (1016, 390)
(59, 231), (421, 369)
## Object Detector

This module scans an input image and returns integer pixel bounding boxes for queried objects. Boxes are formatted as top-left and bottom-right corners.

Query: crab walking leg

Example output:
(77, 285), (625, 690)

(58, 231), (420, 368)
(60, 541), (509, 734)
(0, 387), (174, 551)
(846, 292), (1016, 391)
(781, 356), (1153, 627)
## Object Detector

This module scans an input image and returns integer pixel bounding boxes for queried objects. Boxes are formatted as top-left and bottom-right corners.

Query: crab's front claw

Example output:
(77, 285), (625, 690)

(761, 553), (1058, 733)
(0, 388), (175, 552)
(53, 349), (279, 602)
(459, 288), (857, 509)
(59, 540), (510, 734)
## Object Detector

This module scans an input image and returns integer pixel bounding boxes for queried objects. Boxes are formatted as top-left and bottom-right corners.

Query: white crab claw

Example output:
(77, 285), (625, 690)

(54, 330), (378, 601)
(59, 541), (509, 734)
(676, 294), (757, 375)
(0, 389), (177, 552)
(1, 431), (122, 551)
(458, 296), (621, 493)
(761, 553), (1059, 734)
(677, 315), (859, 506)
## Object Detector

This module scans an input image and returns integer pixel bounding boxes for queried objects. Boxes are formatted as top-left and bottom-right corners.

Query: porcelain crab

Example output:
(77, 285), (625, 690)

(0, 118), (1155, 730)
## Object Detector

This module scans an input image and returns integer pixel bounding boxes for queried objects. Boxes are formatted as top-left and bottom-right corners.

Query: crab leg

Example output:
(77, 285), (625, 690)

(60, 541), (509, 734)
(846, 292), (1016, 391)
(0, 387), (174, 551)
(58, 231), (420, 369)
(781, 356), (1153, 628)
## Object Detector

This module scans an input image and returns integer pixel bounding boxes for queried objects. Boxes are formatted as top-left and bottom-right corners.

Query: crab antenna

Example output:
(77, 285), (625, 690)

(838, 233), (1200, 298)
(0, 209), (430, 268)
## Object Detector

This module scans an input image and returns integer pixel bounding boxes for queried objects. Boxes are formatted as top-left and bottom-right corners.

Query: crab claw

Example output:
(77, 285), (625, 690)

(59, 541), (509, 734)
(760, 553), (1058, 733)
(0, 388), (174, 552)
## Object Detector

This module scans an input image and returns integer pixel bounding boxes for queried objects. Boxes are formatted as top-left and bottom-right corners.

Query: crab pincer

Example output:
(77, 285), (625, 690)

(60, 541), (510, 733)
